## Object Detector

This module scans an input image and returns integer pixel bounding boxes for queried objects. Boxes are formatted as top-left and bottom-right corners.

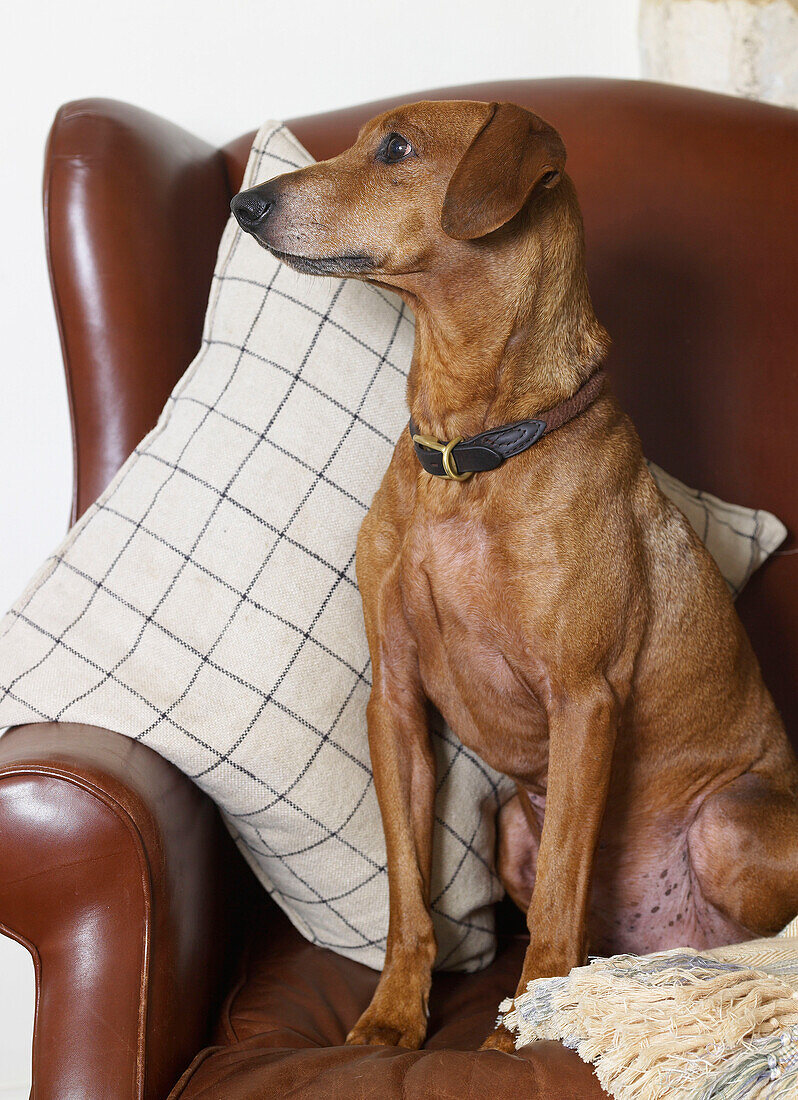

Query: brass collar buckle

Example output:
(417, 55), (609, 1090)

(411, 433), (474, 481)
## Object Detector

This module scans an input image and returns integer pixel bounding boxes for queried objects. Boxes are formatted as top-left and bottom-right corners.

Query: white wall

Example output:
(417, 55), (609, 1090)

(0, 0), (640, 1090)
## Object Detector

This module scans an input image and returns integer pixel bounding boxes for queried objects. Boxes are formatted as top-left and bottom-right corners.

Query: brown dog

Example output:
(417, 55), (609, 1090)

(232, 100), (798, 1054)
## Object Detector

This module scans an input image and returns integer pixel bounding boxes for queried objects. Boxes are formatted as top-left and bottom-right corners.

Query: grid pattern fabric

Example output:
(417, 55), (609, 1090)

(644, 461), (786, 598)
(0, 122), (786, 972)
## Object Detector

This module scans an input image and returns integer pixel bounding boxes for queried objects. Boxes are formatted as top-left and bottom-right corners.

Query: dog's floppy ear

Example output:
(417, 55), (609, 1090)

(441, 102), (566, 241)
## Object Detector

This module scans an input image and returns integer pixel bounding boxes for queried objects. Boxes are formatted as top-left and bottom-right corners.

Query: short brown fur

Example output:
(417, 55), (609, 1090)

(233, 100), (798, 1053)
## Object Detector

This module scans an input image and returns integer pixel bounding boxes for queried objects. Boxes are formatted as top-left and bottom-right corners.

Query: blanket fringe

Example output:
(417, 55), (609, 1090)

(499, 939), (798, 1099)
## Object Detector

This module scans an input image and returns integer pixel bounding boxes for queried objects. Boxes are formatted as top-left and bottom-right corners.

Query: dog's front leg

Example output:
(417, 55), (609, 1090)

(346, 579), (437, 1050)
(484, 679), (619, 1052)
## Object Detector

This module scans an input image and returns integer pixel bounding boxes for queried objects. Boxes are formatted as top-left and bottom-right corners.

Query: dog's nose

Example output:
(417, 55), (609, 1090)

(231, 188), (274, 231)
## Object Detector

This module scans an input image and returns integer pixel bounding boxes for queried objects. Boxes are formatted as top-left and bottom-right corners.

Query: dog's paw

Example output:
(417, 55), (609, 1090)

(346, 1008), (426, 1049)
(479, 1024), (517, 1054)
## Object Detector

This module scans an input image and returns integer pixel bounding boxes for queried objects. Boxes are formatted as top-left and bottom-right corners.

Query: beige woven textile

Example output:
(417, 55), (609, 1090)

(0, 121), (787, 974)
(501, 915), (798, 1098)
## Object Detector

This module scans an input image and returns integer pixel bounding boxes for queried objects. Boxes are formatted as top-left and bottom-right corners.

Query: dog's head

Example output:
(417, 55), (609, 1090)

(230, 100), (566, 286)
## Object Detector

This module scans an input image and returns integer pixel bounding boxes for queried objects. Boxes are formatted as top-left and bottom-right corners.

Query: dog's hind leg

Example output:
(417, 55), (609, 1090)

(496, 784), (542, 912)
(688, 770), (798, 938)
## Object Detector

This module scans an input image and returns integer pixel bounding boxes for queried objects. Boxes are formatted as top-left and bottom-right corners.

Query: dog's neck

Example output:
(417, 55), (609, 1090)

(403, 178), (609, 442)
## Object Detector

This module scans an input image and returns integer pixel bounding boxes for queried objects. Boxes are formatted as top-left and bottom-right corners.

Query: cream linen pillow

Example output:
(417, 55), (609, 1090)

(0, 121), (786, 972)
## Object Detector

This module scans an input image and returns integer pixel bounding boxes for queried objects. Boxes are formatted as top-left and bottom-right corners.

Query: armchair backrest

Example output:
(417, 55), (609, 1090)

(44, 79), (798, 742)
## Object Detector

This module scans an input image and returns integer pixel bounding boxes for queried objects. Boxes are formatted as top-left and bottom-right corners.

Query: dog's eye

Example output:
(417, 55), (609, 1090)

(380, 132), (413, 163)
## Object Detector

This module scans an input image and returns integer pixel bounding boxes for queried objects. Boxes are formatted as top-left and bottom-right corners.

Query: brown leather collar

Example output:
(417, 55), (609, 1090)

(409, 369), (607, 481)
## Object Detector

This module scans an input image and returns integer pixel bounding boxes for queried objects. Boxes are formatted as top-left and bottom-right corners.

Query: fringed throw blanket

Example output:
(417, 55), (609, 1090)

(499, 916), (798, 1098)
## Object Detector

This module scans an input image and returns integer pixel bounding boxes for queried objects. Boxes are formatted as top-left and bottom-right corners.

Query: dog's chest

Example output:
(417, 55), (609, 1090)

(398, 512), (550, 780)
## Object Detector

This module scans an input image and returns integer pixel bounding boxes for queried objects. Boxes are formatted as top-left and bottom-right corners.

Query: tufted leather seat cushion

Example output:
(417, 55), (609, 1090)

(170, 900), (606, 1098)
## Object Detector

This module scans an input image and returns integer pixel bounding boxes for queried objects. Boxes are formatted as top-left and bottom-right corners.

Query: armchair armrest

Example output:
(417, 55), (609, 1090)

(0, 722), (250, 1100)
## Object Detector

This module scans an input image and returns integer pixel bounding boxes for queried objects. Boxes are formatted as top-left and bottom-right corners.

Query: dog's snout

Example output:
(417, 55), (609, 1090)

(231, 187), (275, 231)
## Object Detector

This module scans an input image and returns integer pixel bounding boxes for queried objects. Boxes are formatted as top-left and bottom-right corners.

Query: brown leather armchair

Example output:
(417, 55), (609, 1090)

(1, 79), (796, 1099)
